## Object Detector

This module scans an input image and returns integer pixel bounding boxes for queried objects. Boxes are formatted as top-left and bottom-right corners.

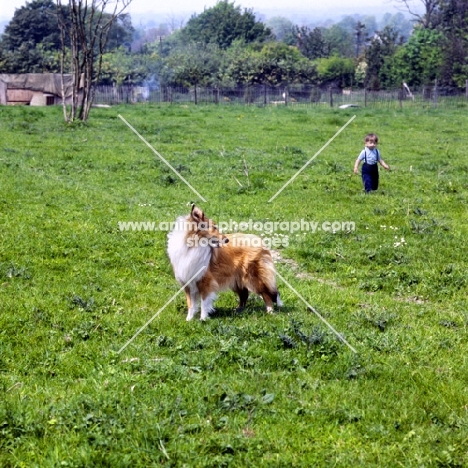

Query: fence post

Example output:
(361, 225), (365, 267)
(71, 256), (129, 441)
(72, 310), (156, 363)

(399, 83), (403, 109)
(169, 86), (173, 105)
(284, 86), (289, 106)
(433, 79), (438, 108)
(466, 80), (468, 100)
(263, 85), (267, 105)
(214, 87), (219, 104)
(364, 88), (367, 107)
(329, 86), (333, 107)
(194, 85), (198, 105)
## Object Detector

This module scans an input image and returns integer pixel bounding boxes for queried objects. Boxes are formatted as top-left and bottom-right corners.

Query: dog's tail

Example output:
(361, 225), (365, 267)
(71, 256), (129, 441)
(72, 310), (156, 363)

(261, 254), (282, 308)
(276, 291), (283, 307)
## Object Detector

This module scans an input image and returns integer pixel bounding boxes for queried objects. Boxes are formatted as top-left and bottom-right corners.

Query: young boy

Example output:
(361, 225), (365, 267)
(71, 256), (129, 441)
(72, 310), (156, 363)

(354, 133), (389, 193)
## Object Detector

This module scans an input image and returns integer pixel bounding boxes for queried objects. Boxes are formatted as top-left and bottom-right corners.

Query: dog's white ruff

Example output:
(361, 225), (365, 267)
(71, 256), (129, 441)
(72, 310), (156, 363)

(167, 216), (213, 320)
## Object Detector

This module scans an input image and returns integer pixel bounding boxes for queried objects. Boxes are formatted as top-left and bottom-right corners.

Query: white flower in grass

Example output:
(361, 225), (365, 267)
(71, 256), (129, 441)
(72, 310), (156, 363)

(393, 237), (407, 248)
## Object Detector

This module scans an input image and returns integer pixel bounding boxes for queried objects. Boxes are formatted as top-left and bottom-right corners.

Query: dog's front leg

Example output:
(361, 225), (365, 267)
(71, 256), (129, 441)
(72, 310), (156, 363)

(186, 287), (200, 321)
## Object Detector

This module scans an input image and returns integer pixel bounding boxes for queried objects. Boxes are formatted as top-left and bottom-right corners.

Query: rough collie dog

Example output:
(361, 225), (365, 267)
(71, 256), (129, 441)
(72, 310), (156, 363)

(167, 204), (282, 320)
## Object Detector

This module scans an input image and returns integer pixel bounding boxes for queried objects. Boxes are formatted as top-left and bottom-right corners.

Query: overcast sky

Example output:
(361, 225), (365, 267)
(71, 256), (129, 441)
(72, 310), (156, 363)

(1, 0), (401, 22)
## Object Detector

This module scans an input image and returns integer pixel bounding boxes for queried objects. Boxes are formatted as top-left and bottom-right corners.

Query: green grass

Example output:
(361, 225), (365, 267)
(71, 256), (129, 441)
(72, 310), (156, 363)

(1, 103), (468, 467)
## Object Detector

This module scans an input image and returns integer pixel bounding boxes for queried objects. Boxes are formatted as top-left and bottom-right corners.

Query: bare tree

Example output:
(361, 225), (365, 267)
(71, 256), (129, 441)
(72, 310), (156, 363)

(165, 13), (186, 34)
(393, 0), (440, 28)
(56, 0), (133, 122)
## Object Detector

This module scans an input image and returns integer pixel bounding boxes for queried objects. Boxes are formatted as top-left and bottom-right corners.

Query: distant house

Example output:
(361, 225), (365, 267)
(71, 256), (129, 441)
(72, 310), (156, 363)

(0, 73), (82, 106)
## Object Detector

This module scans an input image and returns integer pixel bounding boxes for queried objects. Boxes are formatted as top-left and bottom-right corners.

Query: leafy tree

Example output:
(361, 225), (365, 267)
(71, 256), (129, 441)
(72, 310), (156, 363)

(0, 41), (62, 73)
(0, 0), (65, 73)
(322, 25), (354, 58)
(105, 13), (135, 51)
(226, 42), (316, 86)
(179, 0), (272, 49)
(100, 47), (151, 85)
(336, 15), (358, 34)
(1, 0), (62, 51)
(257, 42), (316, 86)
(437, 0), (468, 87)
(158, 42), (224, 87)
(315, 55), (355, 87)
(354, 21), (367, 57)
(388, 27), (443, 86)
(293, 26), (327, 60)
(222, 42), (262, 86)
(0, 0), (134, 77)
(266, 16), (295, 44)
(364, 26), (401, 89)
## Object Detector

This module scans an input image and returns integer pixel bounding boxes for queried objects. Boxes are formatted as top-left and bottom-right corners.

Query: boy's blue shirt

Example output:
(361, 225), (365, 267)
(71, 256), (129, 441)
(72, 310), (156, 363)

(358, 148), (380, 165)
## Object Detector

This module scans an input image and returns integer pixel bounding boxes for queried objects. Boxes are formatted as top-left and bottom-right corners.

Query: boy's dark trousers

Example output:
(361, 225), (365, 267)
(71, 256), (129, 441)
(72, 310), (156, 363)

(361, 163), (379, 192)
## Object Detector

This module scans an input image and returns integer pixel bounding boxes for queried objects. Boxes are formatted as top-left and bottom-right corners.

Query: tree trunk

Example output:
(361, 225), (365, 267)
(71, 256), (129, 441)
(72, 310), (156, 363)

(56, 0), (133, 122)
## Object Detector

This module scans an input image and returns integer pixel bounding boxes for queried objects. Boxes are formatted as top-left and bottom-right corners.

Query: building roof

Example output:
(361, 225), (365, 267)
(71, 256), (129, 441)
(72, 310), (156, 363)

(0, 73), (79, 98)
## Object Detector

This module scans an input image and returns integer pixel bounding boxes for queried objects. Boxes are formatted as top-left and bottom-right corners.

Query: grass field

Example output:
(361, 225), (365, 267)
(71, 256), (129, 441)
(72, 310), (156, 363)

(1, 103), (467, 467)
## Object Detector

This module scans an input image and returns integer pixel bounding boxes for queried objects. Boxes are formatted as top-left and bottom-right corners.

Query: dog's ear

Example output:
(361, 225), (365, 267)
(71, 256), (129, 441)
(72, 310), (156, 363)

(191, 204), (204, 223)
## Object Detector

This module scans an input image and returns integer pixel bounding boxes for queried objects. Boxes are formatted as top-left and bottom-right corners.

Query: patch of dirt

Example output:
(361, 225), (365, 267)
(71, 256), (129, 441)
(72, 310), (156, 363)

(271, 250), (428, 305)
(271, 250), (342, 288)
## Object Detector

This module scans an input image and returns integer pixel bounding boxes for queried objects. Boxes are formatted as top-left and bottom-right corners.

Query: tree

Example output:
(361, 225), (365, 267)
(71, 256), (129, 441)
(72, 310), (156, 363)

(336, 15), (358, 34)
(393, 0), (440, 28)
(56, 0), (133, 122)
(364, 26), (401, 89)
(104, 13), (134, 51)
(354, 21), (367, 57)
(380, 12), (413, 41)
(1, 0), (62, 51)
(315, 56), (355, 88)
(322, 25), (355, 58)
(0, 0), (64, 73)
(0, 41), (63, 73)
(179, 0), (272, 49)
(226, 42), (316, 87)
(158, 42), (224, 87)
(388, 27), (443, 86)
(437, 0), (468, 87)
(0, 0), (134, 79)
(293, 26), (327, 60)
(100, 47), (151, 86)
(362, 15), (378, 36)
(266, 16), (295, 45)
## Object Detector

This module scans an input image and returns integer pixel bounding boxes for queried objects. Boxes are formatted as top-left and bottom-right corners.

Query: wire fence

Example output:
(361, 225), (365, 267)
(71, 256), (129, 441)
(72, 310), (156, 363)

(93, 83), (468, 109)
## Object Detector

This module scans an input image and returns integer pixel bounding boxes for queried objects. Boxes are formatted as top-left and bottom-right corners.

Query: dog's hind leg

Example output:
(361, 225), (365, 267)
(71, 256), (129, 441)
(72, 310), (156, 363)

(200, 292), (217, 321)
(260, 289), (280, 314)
(234, 287), (249, 310)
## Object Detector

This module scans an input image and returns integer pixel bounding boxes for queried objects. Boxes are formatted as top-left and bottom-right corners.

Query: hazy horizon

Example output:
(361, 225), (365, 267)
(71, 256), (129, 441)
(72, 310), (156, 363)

(1, 0), (403, 24)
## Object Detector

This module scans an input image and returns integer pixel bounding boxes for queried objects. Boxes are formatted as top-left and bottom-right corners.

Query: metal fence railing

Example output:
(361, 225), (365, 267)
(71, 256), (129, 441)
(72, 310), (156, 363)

(92, 84), (468, 109)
